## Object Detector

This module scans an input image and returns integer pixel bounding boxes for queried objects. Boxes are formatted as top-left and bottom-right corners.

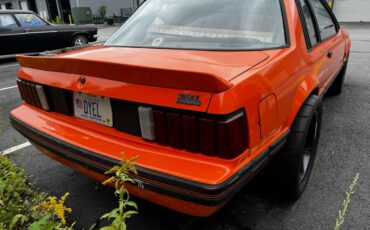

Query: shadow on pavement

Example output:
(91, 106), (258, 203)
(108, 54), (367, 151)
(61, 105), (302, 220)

(73, 164), (292, 230)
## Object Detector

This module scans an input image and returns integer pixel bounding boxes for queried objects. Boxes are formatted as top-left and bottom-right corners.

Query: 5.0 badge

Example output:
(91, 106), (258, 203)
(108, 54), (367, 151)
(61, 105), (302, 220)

(176, 93), (201, 106)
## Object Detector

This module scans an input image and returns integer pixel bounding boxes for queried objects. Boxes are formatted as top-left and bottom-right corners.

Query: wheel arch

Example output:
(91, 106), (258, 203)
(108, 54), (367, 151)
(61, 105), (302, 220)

(286, 74), (320, 127)
(71, 32), (90, 41)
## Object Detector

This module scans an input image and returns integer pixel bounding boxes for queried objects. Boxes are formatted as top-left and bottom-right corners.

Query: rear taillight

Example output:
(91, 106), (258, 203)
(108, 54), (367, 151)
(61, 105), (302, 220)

(153, 110), (168, 145)
(217, 112), (246, 159)
(17, 79), (49, 110)
(199, 118), (216, 156)
(139, 107), (247, 159)
(182, 115), (199, 152)
(167, 113), (183, 149)
(17, 78), (247, 159)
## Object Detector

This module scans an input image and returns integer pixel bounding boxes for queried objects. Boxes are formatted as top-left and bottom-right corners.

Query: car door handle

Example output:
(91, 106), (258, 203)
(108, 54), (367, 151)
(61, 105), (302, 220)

(327, 51), (333, 58)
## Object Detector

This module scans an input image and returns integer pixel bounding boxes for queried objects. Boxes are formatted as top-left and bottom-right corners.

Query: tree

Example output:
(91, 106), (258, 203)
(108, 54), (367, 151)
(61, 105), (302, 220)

(98, 5), (107, 18)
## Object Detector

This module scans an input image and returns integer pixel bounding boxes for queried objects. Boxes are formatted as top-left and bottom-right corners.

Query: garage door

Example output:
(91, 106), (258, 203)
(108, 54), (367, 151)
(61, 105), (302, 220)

(333, 0), (370, 22)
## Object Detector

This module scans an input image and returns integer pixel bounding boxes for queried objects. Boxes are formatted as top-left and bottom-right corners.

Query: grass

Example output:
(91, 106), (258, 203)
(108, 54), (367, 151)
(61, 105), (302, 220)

(334, 173), (360, 230)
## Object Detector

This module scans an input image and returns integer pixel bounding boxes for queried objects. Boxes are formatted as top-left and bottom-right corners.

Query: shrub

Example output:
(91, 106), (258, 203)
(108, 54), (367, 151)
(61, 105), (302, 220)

(0, 110), (138, 229)
(0, 155), (73, 229)
(0, 152), (138, 229)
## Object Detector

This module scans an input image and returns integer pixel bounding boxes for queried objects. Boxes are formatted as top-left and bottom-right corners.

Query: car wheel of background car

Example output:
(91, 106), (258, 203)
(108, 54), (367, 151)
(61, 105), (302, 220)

(326, 56), (349, 96)
(275, 95), (323, 201)
(72, 35), (88, 46)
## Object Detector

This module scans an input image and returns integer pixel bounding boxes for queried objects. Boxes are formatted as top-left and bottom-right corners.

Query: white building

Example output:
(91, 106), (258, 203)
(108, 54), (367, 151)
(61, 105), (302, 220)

(0, 0), (145, 23)
(0, 0), (30, 11)
(4, 0), (367, 24)
(333, 0), (370, 22)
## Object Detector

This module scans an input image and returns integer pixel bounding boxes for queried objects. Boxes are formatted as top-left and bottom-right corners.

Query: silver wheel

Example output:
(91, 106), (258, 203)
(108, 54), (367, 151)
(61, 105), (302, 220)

(73, 36), (88, 46)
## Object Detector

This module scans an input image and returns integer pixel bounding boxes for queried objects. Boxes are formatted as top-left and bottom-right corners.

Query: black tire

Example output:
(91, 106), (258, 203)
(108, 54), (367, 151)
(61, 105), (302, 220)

(72, 35), (88, 47)
(326, 56), (349, 96)
(277, 95), (323, 200)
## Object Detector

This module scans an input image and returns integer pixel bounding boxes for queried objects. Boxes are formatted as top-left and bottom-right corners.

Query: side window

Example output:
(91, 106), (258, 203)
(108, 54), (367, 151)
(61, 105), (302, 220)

(309, 0), (337, 40)
(299, 0), (319, 47)
(0, 14), (17, 27)
(14, 13), (48, 27)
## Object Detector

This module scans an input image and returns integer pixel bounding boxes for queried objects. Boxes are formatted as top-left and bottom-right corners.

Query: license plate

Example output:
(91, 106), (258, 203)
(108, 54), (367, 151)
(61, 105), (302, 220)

(73, 92), (113, 127)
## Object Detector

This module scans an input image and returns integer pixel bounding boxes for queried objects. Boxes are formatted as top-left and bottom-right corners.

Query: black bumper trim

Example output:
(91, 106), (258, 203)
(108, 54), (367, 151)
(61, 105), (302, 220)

(10, 115), (289, 206)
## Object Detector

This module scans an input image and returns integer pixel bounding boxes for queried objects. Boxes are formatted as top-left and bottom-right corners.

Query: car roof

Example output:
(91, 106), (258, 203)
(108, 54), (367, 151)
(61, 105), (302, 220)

(0, 10), (34, 14)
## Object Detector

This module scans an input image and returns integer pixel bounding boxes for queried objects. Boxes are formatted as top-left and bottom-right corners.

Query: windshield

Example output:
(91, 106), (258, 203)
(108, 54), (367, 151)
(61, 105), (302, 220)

(105, 0), (287, 50)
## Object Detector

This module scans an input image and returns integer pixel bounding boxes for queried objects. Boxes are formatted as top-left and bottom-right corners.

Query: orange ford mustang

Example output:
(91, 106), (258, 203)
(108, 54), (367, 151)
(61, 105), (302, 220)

(10, 0), (350, 216)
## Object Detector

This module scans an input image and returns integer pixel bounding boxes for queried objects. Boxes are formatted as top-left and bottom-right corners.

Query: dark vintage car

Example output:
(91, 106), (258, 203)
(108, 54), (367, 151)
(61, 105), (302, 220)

(0, 10), (98, 56)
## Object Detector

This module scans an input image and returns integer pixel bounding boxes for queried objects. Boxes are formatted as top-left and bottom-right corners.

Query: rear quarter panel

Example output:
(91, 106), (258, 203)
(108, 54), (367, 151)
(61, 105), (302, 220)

(208, 0), (322, 159)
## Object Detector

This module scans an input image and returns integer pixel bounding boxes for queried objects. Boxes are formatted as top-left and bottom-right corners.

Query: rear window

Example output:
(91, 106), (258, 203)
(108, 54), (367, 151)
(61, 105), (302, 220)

(106, 0), (287, 50)
(0, 14), (17, 27)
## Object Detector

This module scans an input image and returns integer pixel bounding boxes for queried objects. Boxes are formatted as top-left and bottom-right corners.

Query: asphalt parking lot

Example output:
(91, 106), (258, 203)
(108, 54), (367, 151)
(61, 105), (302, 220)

(97, 26), (120, 42)
(0, 25), (369, 230)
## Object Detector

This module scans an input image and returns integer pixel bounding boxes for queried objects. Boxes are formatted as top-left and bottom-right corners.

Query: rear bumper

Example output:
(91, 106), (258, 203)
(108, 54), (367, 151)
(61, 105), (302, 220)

(10, 108), (288, 216)
(88, 34), (98, 42)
